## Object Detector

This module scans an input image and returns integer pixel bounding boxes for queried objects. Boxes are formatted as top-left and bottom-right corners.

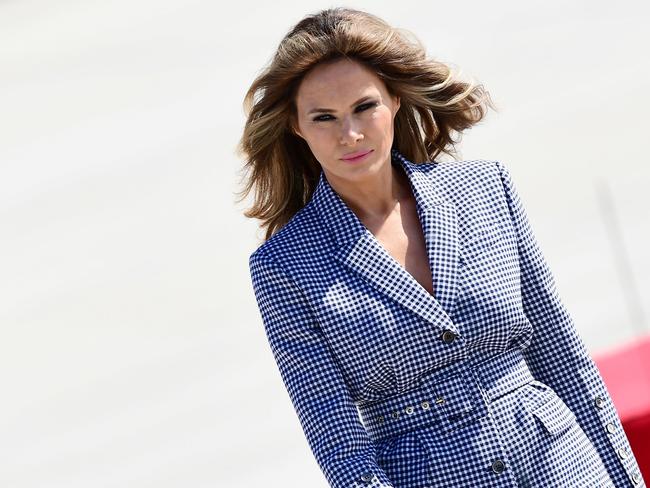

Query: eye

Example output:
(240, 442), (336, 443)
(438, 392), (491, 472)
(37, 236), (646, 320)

(357, 102), (377, 112)
(312, 102), (378, 122)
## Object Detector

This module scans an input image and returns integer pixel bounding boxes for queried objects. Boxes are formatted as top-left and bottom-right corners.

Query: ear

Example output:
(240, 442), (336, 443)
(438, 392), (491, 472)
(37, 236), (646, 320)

(289, 114), (303, 140)
(394, 95), (401, 114)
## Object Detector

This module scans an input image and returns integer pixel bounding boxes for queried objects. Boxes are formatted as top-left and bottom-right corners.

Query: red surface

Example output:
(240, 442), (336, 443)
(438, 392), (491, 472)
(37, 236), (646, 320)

(594, 335), (650, 480)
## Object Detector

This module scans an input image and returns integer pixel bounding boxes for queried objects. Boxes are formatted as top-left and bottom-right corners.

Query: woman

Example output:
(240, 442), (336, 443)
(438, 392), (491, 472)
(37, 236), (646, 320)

(238, 7), (645, 488)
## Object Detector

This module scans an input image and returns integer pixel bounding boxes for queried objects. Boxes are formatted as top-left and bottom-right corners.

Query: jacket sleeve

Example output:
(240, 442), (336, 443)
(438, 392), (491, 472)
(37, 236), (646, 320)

(495, 161), (646, 487)
(249, 252), (394, 488)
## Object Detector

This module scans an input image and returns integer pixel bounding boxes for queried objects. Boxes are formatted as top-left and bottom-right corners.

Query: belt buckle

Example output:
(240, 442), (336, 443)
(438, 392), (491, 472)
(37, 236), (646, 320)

(429, 368), (488, 434)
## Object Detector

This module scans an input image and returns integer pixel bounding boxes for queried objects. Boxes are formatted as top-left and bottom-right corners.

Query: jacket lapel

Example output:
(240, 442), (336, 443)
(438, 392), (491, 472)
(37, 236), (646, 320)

(312, 148), (460, 332)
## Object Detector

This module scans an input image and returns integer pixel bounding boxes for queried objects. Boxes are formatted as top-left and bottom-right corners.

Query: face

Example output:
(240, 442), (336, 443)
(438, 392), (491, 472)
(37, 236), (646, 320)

(292, 58), (400, 186)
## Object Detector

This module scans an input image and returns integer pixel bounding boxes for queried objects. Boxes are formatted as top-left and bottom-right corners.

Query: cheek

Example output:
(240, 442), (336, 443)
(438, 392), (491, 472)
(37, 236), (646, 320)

(310, 130), (337, 150)
(299, 125), (331, 149)
(371, 110), (395, 132)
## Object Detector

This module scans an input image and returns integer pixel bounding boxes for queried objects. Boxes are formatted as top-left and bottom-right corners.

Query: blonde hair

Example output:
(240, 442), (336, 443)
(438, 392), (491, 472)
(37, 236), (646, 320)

(235, 7), (496, 242)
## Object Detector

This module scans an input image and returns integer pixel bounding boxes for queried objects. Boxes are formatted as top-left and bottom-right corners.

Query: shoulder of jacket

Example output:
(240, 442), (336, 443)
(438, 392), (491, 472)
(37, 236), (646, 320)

(428, 158), (502, 177)
(249, 203), (318, 267)
(416, 158), (504, 194)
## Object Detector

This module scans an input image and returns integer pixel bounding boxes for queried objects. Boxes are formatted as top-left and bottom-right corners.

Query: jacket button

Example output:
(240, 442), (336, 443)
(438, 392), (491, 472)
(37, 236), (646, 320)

(594, 396), (605, 409)
(491, 459), (505, 474)
(441, 330), (456, 344)
(605, 422), (616, 434)
(360, 472), (373, 482)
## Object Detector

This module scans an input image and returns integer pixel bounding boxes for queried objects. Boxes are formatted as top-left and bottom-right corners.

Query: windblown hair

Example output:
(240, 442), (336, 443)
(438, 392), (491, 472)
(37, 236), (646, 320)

(236, 7), (495, 242)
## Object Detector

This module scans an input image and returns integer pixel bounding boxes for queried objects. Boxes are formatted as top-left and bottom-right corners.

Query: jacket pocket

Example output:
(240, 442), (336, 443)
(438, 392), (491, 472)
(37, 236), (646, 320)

(530, 391), (577, 436)
(376, 431), (434, 487)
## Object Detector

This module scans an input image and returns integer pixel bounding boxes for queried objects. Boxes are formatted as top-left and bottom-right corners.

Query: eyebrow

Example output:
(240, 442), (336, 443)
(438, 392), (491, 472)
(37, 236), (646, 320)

(307, 96), (376, 115)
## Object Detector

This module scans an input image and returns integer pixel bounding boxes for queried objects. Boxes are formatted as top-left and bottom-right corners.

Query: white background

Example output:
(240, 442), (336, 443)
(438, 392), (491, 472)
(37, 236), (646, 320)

(1, 0), (648, 486)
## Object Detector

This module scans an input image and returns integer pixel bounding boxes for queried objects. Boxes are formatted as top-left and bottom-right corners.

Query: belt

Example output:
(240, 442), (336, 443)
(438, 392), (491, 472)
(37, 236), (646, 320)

(357, 348), (535, 443)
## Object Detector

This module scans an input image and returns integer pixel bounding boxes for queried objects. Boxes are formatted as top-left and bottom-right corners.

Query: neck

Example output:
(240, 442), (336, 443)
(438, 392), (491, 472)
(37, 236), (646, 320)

(332, 162), (412, 223)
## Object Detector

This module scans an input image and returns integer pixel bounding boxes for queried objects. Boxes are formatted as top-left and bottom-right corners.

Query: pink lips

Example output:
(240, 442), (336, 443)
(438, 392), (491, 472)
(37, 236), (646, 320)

(341, 149), (373, 162)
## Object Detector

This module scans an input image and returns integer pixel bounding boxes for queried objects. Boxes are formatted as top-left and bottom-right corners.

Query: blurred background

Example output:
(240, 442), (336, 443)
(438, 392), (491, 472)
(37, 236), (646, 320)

(1, 0), (648, 486)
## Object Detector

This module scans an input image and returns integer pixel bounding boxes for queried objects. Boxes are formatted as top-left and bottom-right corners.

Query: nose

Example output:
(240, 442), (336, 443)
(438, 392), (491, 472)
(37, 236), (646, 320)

(339, 115), (364, 145)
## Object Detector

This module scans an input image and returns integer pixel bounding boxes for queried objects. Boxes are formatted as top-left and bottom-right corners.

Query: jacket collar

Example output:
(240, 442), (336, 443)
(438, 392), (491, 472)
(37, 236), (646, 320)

(311, 148), (460, 332)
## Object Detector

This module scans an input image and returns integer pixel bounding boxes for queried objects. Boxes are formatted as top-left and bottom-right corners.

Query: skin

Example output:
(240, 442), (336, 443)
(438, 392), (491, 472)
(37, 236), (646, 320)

(292, 58), (436, 297)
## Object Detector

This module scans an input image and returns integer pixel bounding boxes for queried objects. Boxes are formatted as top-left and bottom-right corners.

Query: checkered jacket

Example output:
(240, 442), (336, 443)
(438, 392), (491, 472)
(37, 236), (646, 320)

(248, 148), (645, 487)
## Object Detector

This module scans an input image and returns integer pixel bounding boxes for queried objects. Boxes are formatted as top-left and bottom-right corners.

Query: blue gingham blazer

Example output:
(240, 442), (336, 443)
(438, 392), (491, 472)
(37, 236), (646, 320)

(248, 149), (645, 488)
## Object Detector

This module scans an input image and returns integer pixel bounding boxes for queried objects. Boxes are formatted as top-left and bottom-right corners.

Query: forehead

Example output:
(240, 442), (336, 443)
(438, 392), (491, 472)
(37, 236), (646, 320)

(295, 58), (387, 110)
